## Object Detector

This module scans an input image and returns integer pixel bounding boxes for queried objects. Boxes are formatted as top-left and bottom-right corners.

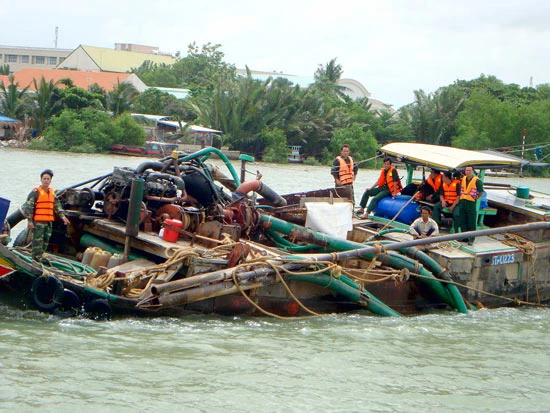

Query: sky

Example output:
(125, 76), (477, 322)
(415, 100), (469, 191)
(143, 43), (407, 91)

(1, 0), (548, 108)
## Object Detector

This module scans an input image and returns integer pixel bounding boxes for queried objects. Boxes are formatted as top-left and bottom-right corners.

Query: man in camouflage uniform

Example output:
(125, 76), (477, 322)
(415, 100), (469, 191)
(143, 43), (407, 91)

(21, 169), (70, 261)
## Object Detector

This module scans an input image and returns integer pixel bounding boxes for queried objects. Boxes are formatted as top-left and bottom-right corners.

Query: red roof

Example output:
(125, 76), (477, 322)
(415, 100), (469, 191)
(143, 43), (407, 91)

(2, 68), (134, 92)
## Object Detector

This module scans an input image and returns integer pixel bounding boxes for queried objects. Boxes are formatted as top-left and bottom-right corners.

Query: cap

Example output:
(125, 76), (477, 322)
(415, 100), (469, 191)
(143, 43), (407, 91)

(40, 169), (54, 178)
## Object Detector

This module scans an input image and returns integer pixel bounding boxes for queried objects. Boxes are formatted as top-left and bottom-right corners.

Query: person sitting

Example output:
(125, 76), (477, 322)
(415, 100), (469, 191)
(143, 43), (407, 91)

(424, 168), (442, 203)
(432, 171), (460, 232)
(409, 206), (440, 239)
(358, 158), (402, 218)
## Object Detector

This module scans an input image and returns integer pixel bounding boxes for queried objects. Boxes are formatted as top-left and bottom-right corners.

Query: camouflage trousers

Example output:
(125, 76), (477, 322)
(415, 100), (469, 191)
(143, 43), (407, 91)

(32, 222), (52, 261)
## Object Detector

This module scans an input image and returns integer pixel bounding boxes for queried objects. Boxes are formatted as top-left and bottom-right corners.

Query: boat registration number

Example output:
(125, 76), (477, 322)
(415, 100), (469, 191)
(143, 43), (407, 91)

(491, 254), (515, 266)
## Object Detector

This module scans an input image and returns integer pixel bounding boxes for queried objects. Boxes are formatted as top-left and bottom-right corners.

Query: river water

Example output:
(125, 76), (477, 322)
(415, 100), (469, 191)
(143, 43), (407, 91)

(0, 148), (549, 412)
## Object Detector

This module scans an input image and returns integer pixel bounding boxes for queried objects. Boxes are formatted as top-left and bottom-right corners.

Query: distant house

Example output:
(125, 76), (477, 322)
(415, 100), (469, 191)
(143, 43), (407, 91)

(131, 114), (222, 145)
(57, 45), (177, 73)
(1, 67), (147, 92)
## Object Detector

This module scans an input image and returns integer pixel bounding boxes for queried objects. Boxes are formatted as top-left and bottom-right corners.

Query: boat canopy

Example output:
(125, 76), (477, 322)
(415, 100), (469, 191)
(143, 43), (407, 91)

(380, 143), (522, 170)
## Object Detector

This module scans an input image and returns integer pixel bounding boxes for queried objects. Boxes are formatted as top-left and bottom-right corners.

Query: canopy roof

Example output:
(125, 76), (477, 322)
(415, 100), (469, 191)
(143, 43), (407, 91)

(131, 113), (222, 134)
(0, 114), (18, 123)
(380, 143), (522, 170)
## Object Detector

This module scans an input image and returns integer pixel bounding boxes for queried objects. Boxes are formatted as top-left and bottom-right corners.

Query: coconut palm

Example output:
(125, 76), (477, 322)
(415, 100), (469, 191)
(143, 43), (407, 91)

(106, 82), (139, 116)
(0, 74), (29, 120)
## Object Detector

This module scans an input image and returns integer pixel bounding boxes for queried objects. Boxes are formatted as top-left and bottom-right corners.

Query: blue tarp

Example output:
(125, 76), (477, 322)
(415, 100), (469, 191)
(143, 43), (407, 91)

(0, 114), (18, 123)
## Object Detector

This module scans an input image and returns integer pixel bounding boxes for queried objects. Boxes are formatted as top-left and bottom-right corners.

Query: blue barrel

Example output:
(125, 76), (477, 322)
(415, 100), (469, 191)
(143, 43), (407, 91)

(374, 195), (420, 224)
(0, 197), (10, 226)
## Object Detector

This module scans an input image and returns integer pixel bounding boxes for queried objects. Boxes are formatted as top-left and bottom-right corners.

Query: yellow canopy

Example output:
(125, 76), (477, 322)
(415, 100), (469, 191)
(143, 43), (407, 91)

(381, 143), (522, 170)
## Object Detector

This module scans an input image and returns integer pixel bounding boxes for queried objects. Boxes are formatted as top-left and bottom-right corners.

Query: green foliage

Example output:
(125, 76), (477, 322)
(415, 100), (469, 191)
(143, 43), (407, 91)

(133, 88), (189, 119)
(261, 127), (288, 163)
(0, 64), (10, 75)
(106, 82), (139, 116)
(0, 74), (29, 120)
(40, 109), (145, 152)
(329, 123), (379, 168)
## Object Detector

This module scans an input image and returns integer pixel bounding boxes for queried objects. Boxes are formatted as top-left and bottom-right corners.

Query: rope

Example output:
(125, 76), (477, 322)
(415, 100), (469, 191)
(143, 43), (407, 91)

(501, 233), (540, 304)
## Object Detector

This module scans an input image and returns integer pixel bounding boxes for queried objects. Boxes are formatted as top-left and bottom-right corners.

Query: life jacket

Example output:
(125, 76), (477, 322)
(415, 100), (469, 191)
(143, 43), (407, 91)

(33, 187), (56, 222)
(427, 173), (442, 192)
(336, 156), (354, 185)
(460, 176), (480, 201)
(442, 180), (460, 203)
(377, 166), (403, 195)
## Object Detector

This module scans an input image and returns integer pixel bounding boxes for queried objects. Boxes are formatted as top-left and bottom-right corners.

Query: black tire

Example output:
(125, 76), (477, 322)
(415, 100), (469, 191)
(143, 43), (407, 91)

(31, 275), (64, 312)
(53, 289), (81, 318)
(84, 298), (112, 321)
(14, 228), (31, 247)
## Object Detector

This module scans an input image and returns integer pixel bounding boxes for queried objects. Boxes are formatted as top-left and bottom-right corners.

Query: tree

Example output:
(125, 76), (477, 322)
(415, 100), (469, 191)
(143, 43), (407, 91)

(0, 74), (29, 120)
(313, 58), (349, 99)
(106, 81), (138, 116)
(261, 127), (288, 163)
(29, 76), (61, 133)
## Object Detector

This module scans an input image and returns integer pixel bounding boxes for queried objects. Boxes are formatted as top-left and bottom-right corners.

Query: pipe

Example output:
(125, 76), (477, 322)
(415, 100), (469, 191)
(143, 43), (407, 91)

(260, 214), (460, 312)
(146, 172), (185, 191)
(135, 161), (166, 174)
(257, 181), (287, 207)
(178, 147), (241, 186)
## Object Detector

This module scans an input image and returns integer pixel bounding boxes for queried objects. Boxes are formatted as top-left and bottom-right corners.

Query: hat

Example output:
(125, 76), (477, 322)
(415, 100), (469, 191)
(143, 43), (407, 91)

(40, 169), (54, 178)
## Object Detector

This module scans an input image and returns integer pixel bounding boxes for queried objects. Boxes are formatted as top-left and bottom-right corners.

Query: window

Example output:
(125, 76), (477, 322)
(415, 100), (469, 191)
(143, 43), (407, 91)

(48, 56), (57, 65)
(0, 54), (3, 62)
(7, 54), (17, 63)
(21, 55), (30, 64)
(35, 56), (45, 64)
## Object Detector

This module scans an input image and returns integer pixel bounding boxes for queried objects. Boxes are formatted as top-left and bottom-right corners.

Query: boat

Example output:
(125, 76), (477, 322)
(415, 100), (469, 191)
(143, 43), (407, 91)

(110, 141), (179, 157)
(288, 146), (305, 163)
(0, 145), (548, 320)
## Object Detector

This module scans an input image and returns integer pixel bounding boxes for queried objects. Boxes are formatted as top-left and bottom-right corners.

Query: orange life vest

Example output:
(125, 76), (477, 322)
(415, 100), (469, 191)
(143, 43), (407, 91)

(442, 180), (460, 203)
(377, 166), (402, 195)
(33, 187), (56, 222)
(460, 176), (480, 201)
(427, 173), (442, 192)
(336, 156), (355, 185)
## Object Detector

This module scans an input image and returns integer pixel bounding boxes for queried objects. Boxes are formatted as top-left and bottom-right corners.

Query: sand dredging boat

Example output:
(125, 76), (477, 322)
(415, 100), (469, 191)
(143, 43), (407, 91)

(0, 145), (548, 319)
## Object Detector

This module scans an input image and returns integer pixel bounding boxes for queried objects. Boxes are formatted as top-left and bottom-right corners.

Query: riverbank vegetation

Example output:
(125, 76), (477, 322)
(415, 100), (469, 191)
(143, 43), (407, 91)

(1, 42), (548, 175)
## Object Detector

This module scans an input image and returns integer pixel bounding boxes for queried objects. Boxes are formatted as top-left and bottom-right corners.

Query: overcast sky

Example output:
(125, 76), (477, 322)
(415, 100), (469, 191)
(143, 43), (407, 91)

(1, 0), (548, 108)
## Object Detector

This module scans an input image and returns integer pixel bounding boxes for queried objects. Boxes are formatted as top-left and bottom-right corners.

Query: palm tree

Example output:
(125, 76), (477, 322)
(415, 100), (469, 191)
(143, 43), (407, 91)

(314, 58), (349, 99)
(106, 82), (138, 116)
(0, 74), (29, 119)
(30, 76), (61, 134)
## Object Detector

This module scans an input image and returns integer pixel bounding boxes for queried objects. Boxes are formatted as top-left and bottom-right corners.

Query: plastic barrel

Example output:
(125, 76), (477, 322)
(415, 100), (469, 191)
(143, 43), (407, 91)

(374, 195), (420, 224)
(0, 197), (10, 226)
(162, 219), (182, 243)
(516, 186), (530, 199)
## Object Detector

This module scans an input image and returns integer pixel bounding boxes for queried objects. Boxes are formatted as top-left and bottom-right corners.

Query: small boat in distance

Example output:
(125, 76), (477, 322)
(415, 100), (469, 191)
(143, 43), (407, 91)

(288, 146), (305, 163)
(111, 141), (179, 157)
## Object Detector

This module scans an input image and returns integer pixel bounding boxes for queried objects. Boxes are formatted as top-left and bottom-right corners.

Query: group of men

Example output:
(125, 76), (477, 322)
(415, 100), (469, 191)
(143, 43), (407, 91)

(332, 145), (484, 245)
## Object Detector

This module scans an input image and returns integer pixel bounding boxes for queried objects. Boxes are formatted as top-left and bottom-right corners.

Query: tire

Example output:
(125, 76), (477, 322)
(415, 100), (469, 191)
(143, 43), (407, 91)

(31, 275), (64, 312)
(84, 298), (112, 321)
(53, 289), (81, 318)
(14, 228), (31, 247)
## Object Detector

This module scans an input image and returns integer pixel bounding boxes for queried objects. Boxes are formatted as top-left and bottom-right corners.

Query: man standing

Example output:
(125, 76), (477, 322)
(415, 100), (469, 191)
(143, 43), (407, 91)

(358, 157), (402, 219)
(22, 169), (70, 261)
(331, 144), (358, 202)
(432, 171), (460, 232)
(459, 165), (483, 245)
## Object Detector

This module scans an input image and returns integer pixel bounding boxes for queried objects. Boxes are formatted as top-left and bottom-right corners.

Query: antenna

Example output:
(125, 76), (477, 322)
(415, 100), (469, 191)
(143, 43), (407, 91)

(529, 76), (533, 87)
(54, 26), (59, 48)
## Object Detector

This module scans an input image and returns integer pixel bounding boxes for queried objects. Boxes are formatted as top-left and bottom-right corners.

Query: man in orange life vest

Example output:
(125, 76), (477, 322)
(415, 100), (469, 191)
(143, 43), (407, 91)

(22, 169), (70, 261)
(331, 144), (358, 202)
(358, 157), (402, 219)
(459, 165), (484, 245)
(432, 171), (461, 232)
(423, 168), (442, 203)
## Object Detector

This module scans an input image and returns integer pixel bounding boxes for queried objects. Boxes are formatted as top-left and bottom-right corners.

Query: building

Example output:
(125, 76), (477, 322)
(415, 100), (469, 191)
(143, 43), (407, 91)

(58, 45), (177, 73)
(0, 68), (147, 93)
(0, 45), (72, 73)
